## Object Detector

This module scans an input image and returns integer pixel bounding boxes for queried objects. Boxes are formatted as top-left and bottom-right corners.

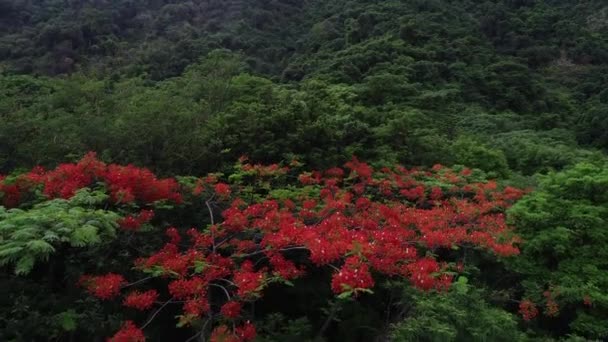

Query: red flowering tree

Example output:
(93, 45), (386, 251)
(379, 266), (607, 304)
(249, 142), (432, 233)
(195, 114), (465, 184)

(0, 154), (526, 340)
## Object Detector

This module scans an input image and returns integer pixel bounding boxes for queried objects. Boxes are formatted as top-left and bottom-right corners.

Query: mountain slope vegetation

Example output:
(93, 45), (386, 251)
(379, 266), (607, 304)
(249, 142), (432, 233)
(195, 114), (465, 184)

(0, 0), (607, 341)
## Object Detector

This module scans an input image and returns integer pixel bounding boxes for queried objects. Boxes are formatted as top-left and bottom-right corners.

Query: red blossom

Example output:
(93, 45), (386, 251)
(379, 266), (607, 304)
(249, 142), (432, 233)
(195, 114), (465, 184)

(345, 157), (373, 181)
(233, 261), (265, 298)
(104, 164), (182, 204)
(183, 297), (210, 317)
(400, 185), (425, 202)
(0, 152), (184, 207)
(108, 321), (145, 342)
(80, 273), (126, 300)
(0, 183), (21, 207)
(298, 172), (320, 185)
(331, 257), (375, 294)
(168, 277), (206, 299)
(123, 290), (158, 311)
(50, 157), (526, 339)
(118, 210), (155, 231)
(42, 152), (105, 199)
(214, 183), (231, 198)
(235, 321), (256, 341)
(430, 186), (443, 201)
(407, 258), (441, 291)
(460, 168), (473, 176)
(193, 179), (205, 196)
(269, 254), (303, 280)
(165, 227), (181, 245)
(519, 299), (539, 321)
(208, 322), (256, 342)
(210, 325), (239, 342)
(325, 167), (345, 178)
(220, 301), (242, 318)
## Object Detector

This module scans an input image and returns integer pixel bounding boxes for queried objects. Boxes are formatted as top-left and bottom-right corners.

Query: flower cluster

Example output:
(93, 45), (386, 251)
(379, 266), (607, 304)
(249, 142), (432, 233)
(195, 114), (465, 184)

(108, 321), (145, 342)
(233, 261), (266, 299)
(79, 273), (126, 300)
(239, 156), (290, 177)
(118, 210), (155, 231)
(66, 157), (525, 340)
(331, 257), (375, 294)
(519, 299), (539, 321)
(123, 290), (158, 311)
(0, 152), (182, 208)
(105, 164), (182, 204)
(210, 322), (256, 342)
(214, 182), (232, 198)
(220, 301), (242, 318)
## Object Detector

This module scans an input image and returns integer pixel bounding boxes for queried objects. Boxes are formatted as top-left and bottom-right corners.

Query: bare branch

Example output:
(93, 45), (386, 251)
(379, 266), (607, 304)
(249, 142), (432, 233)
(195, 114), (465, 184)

(142, 298), (174, 329)
(209, 283), (231, 301)
(121, 276), (152, 289)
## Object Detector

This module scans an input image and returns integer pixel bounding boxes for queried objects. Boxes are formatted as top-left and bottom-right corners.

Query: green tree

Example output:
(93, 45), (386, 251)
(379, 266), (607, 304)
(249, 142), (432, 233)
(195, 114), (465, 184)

(507, 162), (608, 339)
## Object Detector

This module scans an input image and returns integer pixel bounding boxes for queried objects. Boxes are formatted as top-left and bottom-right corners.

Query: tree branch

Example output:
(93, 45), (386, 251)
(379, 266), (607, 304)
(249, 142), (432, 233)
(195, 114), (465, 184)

(209, 283), (231, 301)
(142, 298), (174, 329)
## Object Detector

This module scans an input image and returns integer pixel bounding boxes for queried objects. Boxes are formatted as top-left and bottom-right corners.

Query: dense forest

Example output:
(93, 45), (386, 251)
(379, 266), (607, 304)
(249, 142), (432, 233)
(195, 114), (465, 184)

(0, 0), (607, 341)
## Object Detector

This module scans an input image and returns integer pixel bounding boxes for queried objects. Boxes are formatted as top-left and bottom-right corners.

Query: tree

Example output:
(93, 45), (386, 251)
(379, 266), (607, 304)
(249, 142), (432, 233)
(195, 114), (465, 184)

(507, 162), (608, 339)
(1, 154), (524, 340)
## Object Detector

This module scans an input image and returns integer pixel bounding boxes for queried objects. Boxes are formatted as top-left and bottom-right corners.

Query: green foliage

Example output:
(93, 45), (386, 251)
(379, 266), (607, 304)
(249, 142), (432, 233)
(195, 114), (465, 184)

(390, 284), (525, 342)
(0, 0), (606, 176)
(255, 313), (316, 342)
(0, 189), (118, 274)
(507, 163), (608, 339)
(451, 136), (510, 178)
(0, 0), (607, 340)
(489, 130), (603, 175)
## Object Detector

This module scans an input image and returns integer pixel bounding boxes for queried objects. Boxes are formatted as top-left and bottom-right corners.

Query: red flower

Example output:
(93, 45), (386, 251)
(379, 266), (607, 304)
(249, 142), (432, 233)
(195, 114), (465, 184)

(47, 157), (526, 337)
(298, 172), (319, 185)
(331, 257), (374, 294)
(325, 167), (345, 178)
(108, 321), (145, 342)
(519, 299), (539, 321)
(344, 157), (373, 181)
(104, 164), (182, 204)
(220, 301), (242, 318)
(236, 321), (256, 341)
(118, 210), (155, 231)
(269, 254), (303, 280)
(165, 227), (181, 245)
(168, 277), (206, 299)
(214, 183), (231, 198)
(430, 186), (443, 201)
(407, 258), (440, 291)
(183, 297), (210, 317)
(400, 185), (425, 202)
(42, 153), (105, 199)
(80, 273), (126, 300)
(123, 290), (158, 311)
(233, 261), (265, 298)
(210, 325), (239, 342)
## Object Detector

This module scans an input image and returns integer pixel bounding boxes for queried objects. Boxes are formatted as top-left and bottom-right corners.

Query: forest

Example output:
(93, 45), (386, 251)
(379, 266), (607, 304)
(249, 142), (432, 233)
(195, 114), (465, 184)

(0, 0), (607, 341)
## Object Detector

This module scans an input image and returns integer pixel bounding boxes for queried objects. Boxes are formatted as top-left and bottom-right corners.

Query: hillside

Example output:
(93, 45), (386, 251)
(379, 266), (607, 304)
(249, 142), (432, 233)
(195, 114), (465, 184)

(0, 1), (607, 341)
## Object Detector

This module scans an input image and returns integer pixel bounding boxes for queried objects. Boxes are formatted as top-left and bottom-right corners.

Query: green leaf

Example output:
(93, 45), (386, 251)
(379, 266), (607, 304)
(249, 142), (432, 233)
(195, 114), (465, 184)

(56, 310), (78, 332)
(15, 255), (35, 275)
(25, 240), (55, 254)
(337, 291), (353, 299)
